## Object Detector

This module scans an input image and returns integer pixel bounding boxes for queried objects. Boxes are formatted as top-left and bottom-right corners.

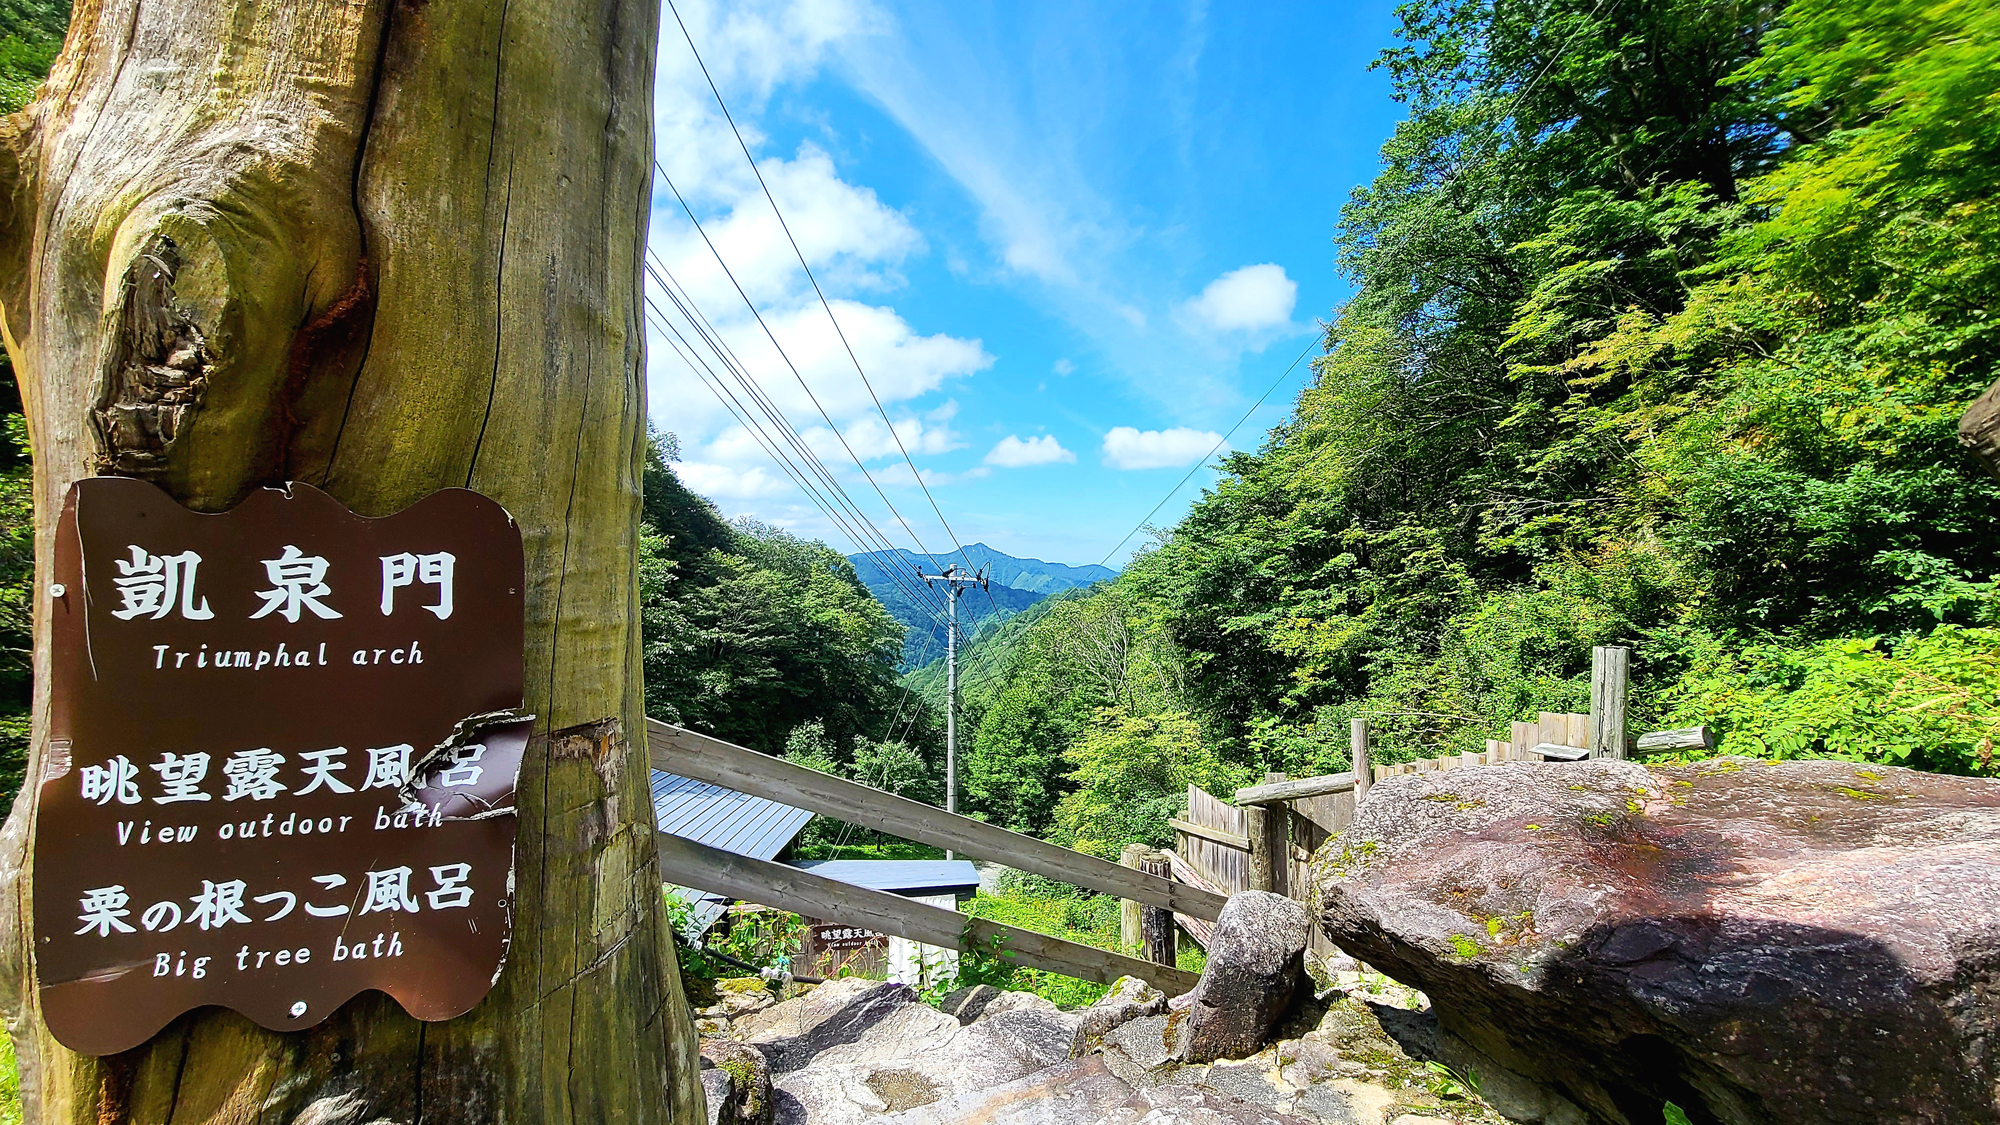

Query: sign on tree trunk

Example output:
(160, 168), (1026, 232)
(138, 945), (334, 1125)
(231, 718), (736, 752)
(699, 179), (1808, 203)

(36, 477), (528, 1055)
(0, 0), (701, 1118)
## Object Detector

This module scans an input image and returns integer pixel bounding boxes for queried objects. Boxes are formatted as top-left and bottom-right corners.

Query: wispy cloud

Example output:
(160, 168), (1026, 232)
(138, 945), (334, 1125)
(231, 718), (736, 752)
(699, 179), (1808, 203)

(645, 0), (992, 543)
(985, 434), (1076, 467)
(1101, 426), (1223, 470)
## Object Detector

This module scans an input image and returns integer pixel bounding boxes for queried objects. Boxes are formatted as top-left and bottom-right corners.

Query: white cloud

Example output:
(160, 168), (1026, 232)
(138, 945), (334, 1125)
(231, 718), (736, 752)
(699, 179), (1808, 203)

(674, 461), (795, 500)
(1101, 426), (1223, 470)
(645, 0), (994, 531)
(874, 461), (989, 487)
(1052, 358), (1075, 376)
(985, 434), (1076, 467)
(801, 412), (964, 463)
(652, 144), (922, 311)
(1182, 264), (1297, 333)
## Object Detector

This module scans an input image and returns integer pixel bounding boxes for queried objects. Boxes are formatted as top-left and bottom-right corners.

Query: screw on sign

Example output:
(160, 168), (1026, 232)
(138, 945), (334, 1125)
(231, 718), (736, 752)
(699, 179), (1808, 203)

(34, 478), (530, 1056)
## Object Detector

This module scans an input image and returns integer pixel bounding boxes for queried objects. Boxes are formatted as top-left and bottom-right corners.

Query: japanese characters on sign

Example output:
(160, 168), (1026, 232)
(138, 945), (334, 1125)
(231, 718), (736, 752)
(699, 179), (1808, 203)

(810, 924), (882, 952)
(36, 478), (528, 1056)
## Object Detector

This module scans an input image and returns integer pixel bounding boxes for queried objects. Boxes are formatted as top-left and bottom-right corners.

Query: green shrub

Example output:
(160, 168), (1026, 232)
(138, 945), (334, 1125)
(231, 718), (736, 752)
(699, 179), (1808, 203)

(1658, 625), (2000, 774)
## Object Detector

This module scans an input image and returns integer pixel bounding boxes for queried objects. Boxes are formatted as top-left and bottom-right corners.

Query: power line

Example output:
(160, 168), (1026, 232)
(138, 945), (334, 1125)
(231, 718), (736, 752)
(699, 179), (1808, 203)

(647, 336), (952, 634)
(640, 265), (955, 628)
(661, 0), (1006, 623)
(1507, 0), (1620, 111)
(654, 166), (959, 585)
(641, 245), (955, 625)
(649, 261), (932, 593)
(648, 256), (907, 567)
(1096, 333), (1323, 569)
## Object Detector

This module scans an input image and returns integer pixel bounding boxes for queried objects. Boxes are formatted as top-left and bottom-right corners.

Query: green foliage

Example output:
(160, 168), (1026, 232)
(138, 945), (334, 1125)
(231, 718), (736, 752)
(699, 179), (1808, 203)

(1054, 708), (1251, 858)
(1659, 625), (2000, 774)
(0, 1), (63, 812)
(923, 926), (1020, 1001)
(639, 434), (910, 756)
(1042, 0), (2000, 779)
(0, 1024), (15, 1125)
(1424, 1060), (1482, 1102)
(663, 894), (804, 982)
(954, 890), (1119, 1009)
(783, 720), (942, 849)
(884, 0), (2000, 864)
(788, 840), (943, 862)
(0, 0), (69, 114)
(0, 411), (30, 807)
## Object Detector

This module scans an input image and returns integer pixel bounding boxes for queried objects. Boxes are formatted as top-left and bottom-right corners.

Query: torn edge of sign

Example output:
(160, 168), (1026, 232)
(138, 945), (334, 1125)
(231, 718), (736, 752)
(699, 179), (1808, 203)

(399, 709), (534, 820)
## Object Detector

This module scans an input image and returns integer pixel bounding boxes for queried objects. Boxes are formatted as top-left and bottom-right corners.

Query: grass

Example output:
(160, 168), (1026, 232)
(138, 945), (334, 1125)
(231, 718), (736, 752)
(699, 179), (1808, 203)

(959, 881), (1208, 1008)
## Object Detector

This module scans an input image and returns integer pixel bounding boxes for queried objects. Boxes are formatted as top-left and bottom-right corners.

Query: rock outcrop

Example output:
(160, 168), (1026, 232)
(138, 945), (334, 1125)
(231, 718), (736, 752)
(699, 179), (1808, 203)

(1069, 975), (1168, 1057)
(701, 1038), (776, 1125)
(695, 970), (1512, 1124)
(1184, 890), (1314, 1063)
(729, 977), (1083, 1122)
(1313, 758), (2000, 1125)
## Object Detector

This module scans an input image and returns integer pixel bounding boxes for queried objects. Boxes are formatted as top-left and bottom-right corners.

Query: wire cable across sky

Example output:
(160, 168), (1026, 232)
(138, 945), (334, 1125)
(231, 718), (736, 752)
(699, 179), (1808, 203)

(663, 0), (1005, 620)
(1096, 333), (1324, 569)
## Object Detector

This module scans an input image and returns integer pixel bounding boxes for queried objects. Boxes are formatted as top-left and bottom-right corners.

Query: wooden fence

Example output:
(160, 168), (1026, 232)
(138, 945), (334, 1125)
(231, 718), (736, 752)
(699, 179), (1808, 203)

(1176, 784), (1249, 895)
(1174, 778), (1352, 958)
(649, 720), (1204, 995)
(653, 647), (1648, 993)
(1166, 646), (1640, 955)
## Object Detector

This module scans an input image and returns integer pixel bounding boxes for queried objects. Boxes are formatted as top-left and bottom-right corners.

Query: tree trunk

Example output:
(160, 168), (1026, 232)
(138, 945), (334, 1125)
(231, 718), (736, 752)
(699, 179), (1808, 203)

(0, 0), (703, 1120)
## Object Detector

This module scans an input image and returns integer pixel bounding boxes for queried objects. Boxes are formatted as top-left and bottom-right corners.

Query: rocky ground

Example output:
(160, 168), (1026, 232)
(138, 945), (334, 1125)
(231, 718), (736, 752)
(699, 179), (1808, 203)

(690, 958), (1514, 1125)
(687, 757), (2000, 1124)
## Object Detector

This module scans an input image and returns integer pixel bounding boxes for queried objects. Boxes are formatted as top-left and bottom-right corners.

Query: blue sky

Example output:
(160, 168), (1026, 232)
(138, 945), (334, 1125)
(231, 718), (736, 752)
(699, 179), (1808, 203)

(645, 0), (1405, 569)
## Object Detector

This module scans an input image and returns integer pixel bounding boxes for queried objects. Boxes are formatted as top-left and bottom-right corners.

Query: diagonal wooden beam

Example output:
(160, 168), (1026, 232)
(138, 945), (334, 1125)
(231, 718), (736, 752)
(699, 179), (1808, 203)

(648, 719), (1228, 921)
(1234, 772), (1356, 806)
(655, 831), (1200, 996)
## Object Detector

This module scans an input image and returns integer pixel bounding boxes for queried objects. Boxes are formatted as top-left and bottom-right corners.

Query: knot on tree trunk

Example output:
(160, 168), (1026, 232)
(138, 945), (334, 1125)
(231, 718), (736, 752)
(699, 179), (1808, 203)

(92, 236), (209, 473)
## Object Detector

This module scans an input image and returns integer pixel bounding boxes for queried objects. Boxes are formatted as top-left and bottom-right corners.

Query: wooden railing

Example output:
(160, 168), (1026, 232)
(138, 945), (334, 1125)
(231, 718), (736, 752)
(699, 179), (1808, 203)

(655, 833), (1198, 995)
(646, 720), (1206, 995)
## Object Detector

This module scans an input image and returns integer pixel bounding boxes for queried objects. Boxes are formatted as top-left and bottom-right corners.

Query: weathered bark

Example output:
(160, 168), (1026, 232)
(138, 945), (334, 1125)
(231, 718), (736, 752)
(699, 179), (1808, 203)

(0, 0), (702, 1121)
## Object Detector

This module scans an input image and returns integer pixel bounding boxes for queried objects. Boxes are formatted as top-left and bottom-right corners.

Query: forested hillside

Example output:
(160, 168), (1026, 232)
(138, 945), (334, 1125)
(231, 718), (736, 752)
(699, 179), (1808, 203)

(638, 434), (929, 768)
(943, 0), (2000, 858)
(851, 545), (1117, 668)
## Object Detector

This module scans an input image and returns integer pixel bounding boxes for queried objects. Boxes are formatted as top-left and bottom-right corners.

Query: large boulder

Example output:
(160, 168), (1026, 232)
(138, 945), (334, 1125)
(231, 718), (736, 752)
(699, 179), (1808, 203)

(1183, 890), (1314, 1063)
(884, 1056), (1321, 1125)
(1313, 758), (2000, 1125)
(1081, 988), (1516, 1124)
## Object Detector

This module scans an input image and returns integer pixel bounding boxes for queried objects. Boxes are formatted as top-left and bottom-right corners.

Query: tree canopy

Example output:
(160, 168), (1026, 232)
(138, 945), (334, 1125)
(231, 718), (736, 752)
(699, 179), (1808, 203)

(927, 0), (2000, 866)
(638, 434), (914, 760)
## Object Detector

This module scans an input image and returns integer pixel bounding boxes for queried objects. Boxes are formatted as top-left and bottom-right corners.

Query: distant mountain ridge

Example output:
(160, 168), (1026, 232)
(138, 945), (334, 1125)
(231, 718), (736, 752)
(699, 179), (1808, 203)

(849, 544), (1117, 668)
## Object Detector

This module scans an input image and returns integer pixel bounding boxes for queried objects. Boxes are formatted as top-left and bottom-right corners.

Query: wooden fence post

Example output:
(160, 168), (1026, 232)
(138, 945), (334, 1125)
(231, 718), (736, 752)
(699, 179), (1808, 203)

(1244, 803), (1275, 893)
(1352, 717), (1372, 803)
(1590, 646), (1631, 759)
(1120, 843), (1147, 952)
(1137, 850), (1177, 966)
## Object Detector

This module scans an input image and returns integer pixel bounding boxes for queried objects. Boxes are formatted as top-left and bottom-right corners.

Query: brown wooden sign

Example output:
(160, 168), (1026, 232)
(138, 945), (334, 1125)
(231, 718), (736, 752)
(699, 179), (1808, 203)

(35, 477), (528, 1055)
(810, 922), (884, 952)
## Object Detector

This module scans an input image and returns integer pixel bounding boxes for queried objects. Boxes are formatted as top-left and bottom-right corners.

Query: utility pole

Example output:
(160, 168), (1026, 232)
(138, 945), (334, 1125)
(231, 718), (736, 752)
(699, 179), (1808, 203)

(918, 563), (987, 858)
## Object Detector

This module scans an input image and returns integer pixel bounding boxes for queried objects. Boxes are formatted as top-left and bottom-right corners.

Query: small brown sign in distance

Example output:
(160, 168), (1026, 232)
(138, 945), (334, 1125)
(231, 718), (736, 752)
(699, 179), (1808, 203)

(35, 477), (528, 1056)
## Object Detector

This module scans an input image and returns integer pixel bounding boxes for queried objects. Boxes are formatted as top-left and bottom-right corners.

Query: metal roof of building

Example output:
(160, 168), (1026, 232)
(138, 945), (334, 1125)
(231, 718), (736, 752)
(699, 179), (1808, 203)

(791, 859), (981, 897)
(654, 769), (814, 937)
